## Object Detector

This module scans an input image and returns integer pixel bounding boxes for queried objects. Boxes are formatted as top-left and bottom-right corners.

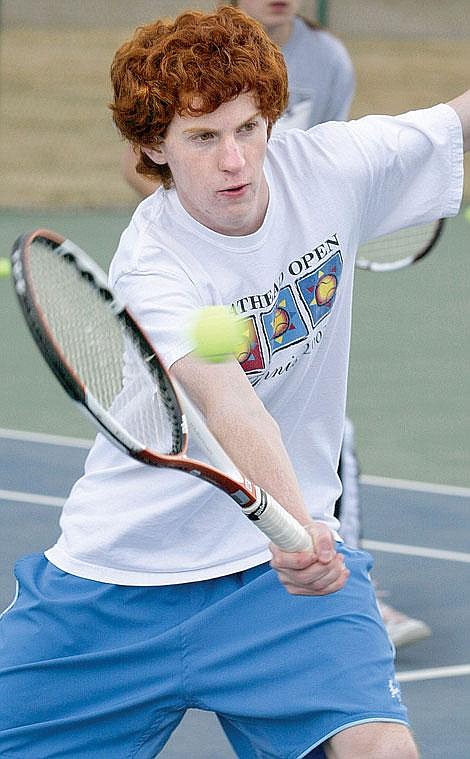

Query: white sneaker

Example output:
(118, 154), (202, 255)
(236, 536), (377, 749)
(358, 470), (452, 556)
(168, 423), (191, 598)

(378, 600), (432, 648)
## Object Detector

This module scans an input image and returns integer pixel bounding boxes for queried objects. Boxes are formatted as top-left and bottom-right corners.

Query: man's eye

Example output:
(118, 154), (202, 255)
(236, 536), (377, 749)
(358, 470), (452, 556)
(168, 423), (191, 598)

(193, 132), (213, 142)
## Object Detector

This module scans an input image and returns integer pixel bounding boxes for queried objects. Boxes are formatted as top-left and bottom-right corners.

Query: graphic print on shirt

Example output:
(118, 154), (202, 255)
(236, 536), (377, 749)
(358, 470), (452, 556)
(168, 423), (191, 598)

(238, 315), (265, 373)
(296, 252), (343, 328)
(234, 241), (344, 382)
(260, 285), (309, 358)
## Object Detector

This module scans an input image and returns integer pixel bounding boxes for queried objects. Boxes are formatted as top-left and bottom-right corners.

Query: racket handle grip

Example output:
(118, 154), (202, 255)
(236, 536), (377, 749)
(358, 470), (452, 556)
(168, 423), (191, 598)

(242, 488), (312, 552)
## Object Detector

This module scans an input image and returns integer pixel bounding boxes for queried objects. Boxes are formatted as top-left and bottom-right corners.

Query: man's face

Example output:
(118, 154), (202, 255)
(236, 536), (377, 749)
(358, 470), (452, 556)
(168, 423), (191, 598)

(236, 0), (301, 30)
(145, 93), (269, 236)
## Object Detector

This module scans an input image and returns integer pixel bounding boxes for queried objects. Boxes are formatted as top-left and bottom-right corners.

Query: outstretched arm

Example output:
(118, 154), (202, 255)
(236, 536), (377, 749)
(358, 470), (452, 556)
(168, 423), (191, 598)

(171, 353), (349, 596)
(448, 89), (470, 152)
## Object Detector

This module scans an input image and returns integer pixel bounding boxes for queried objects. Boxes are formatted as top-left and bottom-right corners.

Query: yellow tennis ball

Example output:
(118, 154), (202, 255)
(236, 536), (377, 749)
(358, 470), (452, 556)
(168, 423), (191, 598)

(191, 306), (245, 363)
(0, 257), (11, 279)
(464, 206), (470, 224)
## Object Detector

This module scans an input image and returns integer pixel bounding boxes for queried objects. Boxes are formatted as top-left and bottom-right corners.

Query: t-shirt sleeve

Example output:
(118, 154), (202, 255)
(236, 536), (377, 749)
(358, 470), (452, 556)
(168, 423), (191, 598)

(346, 103), (464, 244)
(112, 265), (206, 370)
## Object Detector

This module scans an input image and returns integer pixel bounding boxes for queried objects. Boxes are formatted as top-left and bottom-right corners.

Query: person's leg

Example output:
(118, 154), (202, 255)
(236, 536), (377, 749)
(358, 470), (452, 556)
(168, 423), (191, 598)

(0, 553), (189, 758)
(335, 416), (361, 549)
(376, 598), (431, 648)
(186, 550), (411, 759)
(336, 417), (431, 649)
(325, 721), (418, 758)
(1, 550), (415, 758)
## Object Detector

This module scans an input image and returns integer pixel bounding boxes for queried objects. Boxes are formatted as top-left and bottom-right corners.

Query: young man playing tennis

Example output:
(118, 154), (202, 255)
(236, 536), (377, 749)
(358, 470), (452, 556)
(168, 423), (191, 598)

(1, 7), (469, 758)
(120, 0), (429, 648)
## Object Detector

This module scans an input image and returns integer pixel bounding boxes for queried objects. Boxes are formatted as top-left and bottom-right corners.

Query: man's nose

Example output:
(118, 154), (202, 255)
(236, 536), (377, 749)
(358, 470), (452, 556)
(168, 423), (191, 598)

(218, 137), (246, 172)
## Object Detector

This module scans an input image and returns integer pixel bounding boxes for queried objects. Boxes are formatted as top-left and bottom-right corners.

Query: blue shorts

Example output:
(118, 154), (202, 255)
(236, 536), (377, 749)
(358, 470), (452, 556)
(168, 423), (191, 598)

(0, 547), (408, 758)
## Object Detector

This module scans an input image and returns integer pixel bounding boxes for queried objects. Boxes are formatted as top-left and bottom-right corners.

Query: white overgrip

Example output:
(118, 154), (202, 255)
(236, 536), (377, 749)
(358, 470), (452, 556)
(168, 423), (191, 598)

(242, 488), (312, 552)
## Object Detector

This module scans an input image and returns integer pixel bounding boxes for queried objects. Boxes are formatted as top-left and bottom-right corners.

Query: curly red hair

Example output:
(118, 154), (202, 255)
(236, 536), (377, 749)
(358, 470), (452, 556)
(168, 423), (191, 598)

(110, 6), (288, 188)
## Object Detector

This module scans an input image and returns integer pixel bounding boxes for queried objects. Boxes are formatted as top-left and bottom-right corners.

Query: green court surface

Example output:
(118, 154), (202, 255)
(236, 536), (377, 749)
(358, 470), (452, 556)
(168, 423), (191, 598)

(0, 207), (469, 487)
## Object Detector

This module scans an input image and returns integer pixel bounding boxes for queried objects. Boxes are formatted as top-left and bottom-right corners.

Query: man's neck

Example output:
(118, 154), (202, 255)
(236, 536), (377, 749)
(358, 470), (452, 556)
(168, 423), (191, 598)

(265, 18), (293, 48)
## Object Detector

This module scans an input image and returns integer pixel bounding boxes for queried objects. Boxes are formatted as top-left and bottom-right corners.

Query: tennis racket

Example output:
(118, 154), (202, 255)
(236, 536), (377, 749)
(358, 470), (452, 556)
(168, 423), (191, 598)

(10, 228), (311, 553)
(356, 218), (445, 272)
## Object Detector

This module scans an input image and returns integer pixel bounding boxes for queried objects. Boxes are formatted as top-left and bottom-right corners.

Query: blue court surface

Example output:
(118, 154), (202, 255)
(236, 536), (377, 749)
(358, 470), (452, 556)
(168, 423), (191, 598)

(1, 429), (469, 758)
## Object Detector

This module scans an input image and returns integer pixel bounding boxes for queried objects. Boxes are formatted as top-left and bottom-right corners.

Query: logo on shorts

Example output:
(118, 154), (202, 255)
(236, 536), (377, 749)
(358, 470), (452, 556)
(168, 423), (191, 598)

(388, 677), (402, 703)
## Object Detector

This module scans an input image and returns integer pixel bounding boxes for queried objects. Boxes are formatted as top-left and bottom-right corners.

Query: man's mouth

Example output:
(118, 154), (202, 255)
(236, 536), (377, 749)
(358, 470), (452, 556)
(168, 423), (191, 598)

(218, 183), (249, 196)
(269, 2), (289, 11)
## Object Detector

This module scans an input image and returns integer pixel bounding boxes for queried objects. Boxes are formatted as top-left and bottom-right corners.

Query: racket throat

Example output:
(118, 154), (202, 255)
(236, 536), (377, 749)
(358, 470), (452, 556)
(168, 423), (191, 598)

(241, 486), (269, 520)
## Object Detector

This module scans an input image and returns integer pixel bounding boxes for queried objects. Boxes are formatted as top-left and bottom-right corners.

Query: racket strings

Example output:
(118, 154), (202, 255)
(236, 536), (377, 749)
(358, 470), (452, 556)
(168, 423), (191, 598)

(359, 224), (432, 263)
(356, 220), (443, 271)
(29, 241), (124, 407)
(110, 340), (178, 454)
(28, 239), (178, 455)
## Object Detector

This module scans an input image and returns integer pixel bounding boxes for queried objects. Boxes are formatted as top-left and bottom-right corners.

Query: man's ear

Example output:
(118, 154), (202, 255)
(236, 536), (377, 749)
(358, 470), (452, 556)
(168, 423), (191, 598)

(142, 145), (167, 165)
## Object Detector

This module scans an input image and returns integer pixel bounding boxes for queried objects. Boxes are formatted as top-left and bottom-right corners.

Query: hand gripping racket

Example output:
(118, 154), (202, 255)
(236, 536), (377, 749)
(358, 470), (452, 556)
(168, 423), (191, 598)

(356, 218), (445, 273)
(11, 229), (311, 553)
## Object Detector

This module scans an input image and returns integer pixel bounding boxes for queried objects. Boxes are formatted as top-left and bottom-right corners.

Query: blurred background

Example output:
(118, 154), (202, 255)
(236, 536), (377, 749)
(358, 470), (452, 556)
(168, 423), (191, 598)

(2, 0), (470, 207)
(1, 0), (469, 486)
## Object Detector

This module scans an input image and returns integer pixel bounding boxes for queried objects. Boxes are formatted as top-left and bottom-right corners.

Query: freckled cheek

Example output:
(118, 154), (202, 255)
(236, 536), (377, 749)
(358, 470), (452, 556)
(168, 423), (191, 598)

(195, 186), (215, 211)
(179, 168), (207, 201)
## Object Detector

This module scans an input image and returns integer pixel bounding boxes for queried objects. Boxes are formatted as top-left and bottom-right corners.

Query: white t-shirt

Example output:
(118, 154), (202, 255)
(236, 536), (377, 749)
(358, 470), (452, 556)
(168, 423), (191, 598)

(46, 104), (463, 585)
(273, 16), (355, 133)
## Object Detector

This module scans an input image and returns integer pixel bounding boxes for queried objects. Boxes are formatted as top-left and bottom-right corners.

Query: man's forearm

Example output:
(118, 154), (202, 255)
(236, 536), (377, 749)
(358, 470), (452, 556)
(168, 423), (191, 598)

(205, 403), (313, 528)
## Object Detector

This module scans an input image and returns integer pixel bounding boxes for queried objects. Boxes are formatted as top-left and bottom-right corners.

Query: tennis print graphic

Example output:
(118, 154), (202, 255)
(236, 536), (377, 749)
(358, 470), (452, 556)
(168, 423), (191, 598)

(237, 315), (265, 373)
(235, 250), (344, 379)
(297, 252), (343, 328)
(261, 285), (309, 357)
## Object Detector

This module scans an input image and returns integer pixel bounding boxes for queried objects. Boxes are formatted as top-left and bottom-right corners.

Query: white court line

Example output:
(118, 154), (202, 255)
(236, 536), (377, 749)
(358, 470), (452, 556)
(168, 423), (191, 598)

(0, 428), (470, 498)
(0, 489), (65, 508)
(361, 474), (470, 499)
(3, 498), (469, 687)
(1, 490), (470, 565)
(0, 427), (92, 449)
(397, 664), (470, 683)
(1, 428), (470, 497)
(362, 539), (470, 564)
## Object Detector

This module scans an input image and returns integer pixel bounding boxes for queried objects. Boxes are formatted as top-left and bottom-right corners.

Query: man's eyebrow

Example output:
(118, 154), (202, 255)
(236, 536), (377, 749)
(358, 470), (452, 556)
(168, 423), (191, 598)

(182, 112), (262, 135)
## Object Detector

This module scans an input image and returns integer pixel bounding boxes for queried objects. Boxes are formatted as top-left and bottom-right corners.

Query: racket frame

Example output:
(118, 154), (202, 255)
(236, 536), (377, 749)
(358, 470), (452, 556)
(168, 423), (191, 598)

(11, 229), (311, 551)
(355, 218), (445, 272)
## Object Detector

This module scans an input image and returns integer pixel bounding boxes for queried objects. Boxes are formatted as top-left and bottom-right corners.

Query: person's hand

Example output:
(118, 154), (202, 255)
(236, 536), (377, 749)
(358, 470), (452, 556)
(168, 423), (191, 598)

(269, 521), (349, 596)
